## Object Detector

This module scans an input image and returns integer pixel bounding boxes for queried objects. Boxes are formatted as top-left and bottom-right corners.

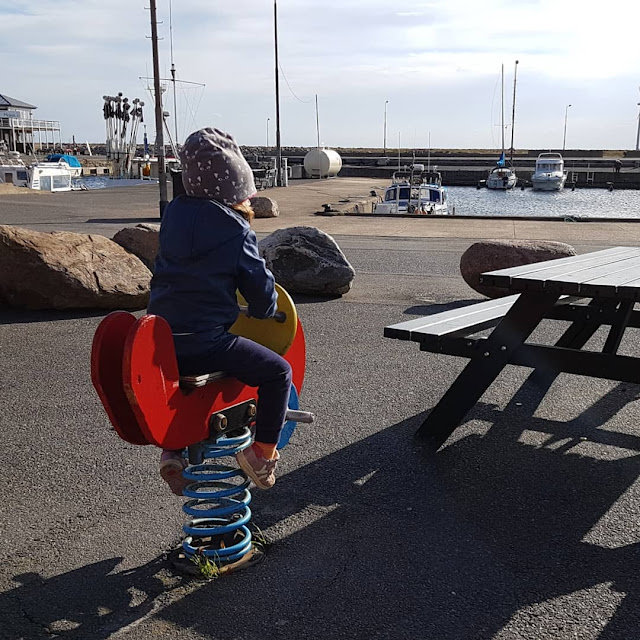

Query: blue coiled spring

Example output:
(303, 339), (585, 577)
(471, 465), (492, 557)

(181, 427), (253, 564)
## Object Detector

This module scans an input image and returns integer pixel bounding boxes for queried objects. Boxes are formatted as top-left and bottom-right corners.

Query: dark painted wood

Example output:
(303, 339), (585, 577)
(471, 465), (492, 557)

(383, 295), (519, 341)
(415, 292), (560, 451)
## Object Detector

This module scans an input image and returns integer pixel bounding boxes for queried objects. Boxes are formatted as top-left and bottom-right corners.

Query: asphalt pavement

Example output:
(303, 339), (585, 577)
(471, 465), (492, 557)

(1, 183), (640, 639)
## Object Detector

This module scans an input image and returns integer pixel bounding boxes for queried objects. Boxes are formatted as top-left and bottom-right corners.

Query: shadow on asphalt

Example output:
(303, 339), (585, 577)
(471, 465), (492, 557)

(6, 378), (640, 638)
(85, 217), (161, 225)
(403, 298), (481, 316)
(0, 307), (109, 325)
(291, 293), (344, 305)
(2, 557), (172, 639)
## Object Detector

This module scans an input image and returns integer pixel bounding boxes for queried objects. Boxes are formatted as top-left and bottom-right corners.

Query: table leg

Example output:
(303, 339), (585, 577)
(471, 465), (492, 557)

(416, 292), (559, 451)
(509, 299), (617, 413)
(602, 300), (634, 354)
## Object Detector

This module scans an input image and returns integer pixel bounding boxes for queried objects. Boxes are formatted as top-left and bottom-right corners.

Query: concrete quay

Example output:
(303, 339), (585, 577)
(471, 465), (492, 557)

(2, 178), (640, 639)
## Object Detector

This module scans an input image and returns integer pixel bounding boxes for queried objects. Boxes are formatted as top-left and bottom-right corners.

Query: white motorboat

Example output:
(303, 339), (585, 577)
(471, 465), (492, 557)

(487, 63), (517, 191)
(531, 153), (567, 191)
(0, 149), (74, 192)
(45, 153), (83, 177)
(373, 165), (451, 215)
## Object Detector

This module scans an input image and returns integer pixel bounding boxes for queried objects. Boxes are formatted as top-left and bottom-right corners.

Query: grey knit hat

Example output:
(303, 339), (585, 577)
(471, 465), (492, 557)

(180, 128), (256, 205)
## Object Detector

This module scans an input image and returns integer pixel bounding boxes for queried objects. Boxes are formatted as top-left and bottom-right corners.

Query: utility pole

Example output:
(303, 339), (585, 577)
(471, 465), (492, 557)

(636, 103), (640, 152)
(274, 0), (282, 187)
(149, 0), (168, 217)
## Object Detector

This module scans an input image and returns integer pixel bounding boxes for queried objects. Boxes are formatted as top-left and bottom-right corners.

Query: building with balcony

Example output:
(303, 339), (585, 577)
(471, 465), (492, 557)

(0, 93), (62, 153)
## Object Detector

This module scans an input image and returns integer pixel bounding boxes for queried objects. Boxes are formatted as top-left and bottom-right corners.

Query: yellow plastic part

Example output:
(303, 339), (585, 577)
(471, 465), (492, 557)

(229, 283), (298, 355)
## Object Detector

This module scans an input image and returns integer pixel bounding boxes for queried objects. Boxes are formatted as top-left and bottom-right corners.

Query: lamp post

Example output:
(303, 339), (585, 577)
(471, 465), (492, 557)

(562, 104), (572, 152)
(383, 100), (389, 157)
(266, 118), (270, 148)
(635, 103), (640, 152)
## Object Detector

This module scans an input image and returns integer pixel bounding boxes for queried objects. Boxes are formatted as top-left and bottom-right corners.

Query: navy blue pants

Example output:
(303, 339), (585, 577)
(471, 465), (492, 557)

(174, 334), (292, 445)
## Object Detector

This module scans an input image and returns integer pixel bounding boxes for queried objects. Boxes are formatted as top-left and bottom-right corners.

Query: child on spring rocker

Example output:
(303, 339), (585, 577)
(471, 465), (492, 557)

(148, 128), (292, 494)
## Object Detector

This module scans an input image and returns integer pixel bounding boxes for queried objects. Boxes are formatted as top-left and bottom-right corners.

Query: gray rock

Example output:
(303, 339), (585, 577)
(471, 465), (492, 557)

(460, 239), (576, 298)
(112, 223), (160, 270)
(250, 196), (279, 218)
(259, 226), (355, 296)
(0, 225), (151, 310)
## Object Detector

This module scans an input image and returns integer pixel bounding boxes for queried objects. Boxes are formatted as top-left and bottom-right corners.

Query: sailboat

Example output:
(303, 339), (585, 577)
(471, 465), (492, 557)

(486, 63), (517, 190)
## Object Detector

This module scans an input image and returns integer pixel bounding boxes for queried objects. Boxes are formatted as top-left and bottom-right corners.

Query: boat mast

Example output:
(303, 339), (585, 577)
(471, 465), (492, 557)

(169, 0), (179, 145)
(509, 60), (519, 163)
(500, 63), (505, 160)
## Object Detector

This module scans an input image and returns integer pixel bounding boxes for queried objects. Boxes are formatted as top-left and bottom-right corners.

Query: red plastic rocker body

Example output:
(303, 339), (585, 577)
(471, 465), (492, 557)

(91, 312), (306, 449)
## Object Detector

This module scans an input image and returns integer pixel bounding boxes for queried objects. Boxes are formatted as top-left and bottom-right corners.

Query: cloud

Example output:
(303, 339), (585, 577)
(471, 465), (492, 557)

(2, 0), (640, 147)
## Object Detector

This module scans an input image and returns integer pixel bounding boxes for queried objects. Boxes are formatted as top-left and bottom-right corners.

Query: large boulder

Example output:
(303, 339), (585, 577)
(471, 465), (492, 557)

(259, 226), (355, 296)
(0, 225), (151, 310)
(250, 196), (279, 219)
(112, 223), (160, 270)
(460, 239), (576, 298)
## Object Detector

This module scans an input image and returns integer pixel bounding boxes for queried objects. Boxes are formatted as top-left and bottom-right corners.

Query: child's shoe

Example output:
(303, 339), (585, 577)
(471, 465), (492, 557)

(159, 450), (189, 496)
(236, 444), (279, 490)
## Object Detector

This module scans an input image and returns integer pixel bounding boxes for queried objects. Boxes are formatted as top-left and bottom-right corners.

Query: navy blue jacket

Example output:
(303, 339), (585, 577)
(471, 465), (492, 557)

(148, 195), (277, 340)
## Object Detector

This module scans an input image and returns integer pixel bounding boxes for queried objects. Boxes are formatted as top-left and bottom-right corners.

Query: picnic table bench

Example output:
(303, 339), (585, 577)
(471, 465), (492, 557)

(384, 246), (640, 452)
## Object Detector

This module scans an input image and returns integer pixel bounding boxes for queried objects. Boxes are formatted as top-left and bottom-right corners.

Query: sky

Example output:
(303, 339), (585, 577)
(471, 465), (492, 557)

(2, 0), (640, 150)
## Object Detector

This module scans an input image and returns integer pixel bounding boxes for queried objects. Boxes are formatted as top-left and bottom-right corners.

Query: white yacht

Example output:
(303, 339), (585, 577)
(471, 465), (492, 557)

(531, 153), (567, 191)
(373, 165), (451, 215)
(0, 149), (74, 192)
(487, 162), (517, 190)
(487, 63), (517, 191)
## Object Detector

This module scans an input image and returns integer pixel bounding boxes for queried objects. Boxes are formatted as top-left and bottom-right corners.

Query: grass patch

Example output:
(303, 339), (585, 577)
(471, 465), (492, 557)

(190, 552), (221, 580)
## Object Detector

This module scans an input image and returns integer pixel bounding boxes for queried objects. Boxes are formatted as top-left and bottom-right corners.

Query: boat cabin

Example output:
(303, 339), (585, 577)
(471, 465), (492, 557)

(535, 153), (564, 172)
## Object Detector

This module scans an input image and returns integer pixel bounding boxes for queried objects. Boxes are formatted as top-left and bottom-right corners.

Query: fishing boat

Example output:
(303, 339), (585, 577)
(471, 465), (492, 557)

(373, 164), (451, 215)
(487, 63), (517, 190)
(531, 152), (567, 191)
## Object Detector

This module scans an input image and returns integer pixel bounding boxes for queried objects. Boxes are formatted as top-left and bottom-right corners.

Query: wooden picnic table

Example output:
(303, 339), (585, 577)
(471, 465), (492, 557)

(384, 246), (640, 452)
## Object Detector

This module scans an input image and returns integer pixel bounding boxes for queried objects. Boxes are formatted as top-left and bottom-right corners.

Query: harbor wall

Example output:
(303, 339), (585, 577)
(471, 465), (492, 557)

(339, 165), (640, 189)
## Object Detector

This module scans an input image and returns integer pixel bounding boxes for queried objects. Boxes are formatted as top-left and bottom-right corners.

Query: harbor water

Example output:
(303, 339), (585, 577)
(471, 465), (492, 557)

(447, 186), (640, 219)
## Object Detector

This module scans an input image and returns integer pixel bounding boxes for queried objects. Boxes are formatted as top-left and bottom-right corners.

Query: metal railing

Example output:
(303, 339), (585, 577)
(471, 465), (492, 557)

(0, 117), (61, 130)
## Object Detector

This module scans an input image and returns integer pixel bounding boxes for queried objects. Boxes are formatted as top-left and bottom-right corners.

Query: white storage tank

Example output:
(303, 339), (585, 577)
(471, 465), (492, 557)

(303, 148), (342, 178)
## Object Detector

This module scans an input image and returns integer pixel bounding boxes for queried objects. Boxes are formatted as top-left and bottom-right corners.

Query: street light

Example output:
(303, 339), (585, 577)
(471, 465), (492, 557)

(635, 103), (640, 152)
(266, 117), (270, 148)
(383, 100), (389, 157)
(562, 104), (572, 152)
